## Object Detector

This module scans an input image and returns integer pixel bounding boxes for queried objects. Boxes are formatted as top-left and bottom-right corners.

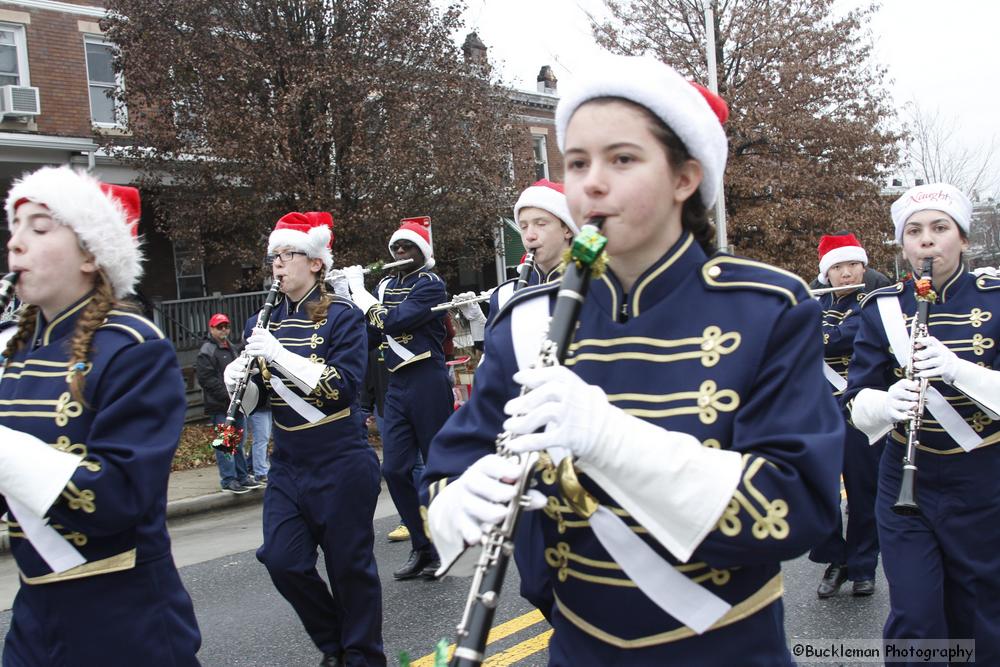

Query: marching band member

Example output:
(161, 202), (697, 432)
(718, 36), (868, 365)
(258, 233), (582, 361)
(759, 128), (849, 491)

(230, 212), (384, 667)
(809, 233), (881, 598)
(344, 219), (451, 580)
(421, 54), (843, 665)
(0, 166), (201, 665)
(845, 184), (1000, 665)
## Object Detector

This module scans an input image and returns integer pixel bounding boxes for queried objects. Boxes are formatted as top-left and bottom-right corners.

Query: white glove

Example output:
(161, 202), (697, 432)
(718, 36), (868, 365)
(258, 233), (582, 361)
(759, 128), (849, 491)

(503, 365), (611, 459)
(457, 292), (487, 324)
(326, 269), (351, 298)
(343, 265), (366, 294)
(973, 266), (999, 278)
(428, 453), (545, 576)
(245, 327), (283, 363)
(913, 336), (960, 383)
(501, 364), (742, 563)
(224, 355), (252, 393)
(885, 378), (921, 421)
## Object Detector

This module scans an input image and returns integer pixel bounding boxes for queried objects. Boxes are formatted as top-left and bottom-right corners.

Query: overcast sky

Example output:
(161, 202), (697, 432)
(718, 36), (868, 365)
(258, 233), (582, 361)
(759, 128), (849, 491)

(446, 0), (999, 192)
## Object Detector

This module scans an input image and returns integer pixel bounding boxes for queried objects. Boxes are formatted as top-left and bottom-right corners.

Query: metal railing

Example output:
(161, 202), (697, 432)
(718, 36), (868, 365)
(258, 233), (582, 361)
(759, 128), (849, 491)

(153, 290), (268, 351)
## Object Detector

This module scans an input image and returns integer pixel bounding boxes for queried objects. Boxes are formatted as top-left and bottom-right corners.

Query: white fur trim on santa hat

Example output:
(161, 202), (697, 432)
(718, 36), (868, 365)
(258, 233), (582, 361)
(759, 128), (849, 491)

(5, 166), (142, 299)
(891, 183), (972, 243)
(514, 186), (578, 234)
(388, 228), (434, 270)
(817, 246), (868, 285)
(268, 226), (333, 271)
(555, 53), (728, 208)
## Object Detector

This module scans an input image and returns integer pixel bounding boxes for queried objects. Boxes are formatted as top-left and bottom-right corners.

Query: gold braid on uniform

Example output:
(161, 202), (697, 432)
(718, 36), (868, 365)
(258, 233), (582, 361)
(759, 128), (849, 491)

(307, 278), (333, 325)
(1, 303), (39, 364)
(67, 272), (118, 405)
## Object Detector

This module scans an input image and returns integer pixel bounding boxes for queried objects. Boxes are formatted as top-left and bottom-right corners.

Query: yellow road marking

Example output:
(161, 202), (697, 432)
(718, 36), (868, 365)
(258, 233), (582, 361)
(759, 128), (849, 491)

(412, 609), (546, 666)
(483, 629), (554, 666)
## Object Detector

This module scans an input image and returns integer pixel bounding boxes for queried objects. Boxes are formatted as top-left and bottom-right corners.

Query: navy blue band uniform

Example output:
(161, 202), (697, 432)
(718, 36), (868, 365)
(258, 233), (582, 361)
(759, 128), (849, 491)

(808, 288), (881, 583)
(844, 267), (1000, 663)
(423, 232), (844, 665)
(0, 295), (200, 666)
(247, 284), (384, 666)
(367, 267), (452, 553)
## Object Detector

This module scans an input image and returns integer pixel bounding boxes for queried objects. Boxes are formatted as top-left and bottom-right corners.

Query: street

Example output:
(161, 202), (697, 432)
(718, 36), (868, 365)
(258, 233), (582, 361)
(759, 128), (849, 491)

(0, 501), (888, 666)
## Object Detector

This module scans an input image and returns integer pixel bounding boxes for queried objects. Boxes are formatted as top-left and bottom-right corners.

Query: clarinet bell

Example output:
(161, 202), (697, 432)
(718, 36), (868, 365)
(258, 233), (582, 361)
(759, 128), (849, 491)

(891, 465), (920, 516)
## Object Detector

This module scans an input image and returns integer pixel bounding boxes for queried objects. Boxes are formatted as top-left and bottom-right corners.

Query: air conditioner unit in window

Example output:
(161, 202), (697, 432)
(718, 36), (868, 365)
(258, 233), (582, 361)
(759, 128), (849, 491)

(0, 85), (41, 119)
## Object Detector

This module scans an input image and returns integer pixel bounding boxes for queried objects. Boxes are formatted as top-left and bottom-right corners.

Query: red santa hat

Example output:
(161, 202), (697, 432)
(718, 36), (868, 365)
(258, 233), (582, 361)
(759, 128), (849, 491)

(816, 233), (868, 285)
(555, 53), (729, 208)
(890, 183), (972, 243)
(513, 179), (579, 234)
(388, 216), (434, 270)
(5, 166), (143, 299)
(268, 211), (334, 271)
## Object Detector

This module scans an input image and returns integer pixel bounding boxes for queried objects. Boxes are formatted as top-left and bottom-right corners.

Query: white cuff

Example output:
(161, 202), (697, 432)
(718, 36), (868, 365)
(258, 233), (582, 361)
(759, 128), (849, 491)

(577, 412), (742, 563)
(469, 319), (486, 342)
(952, 360), (1000, 419)
(239, 380), (259, 416)
(0, 425), (81, 516)
(351, 288), (379, 314)
(427, 488), (478, 577)
(850, 388), (895, 445)
(273, 348), (324, 393)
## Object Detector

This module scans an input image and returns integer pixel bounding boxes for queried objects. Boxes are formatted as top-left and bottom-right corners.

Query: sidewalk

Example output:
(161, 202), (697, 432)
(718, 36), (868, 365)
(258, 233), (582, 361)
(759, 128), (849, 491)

(0, 466), (264, 554)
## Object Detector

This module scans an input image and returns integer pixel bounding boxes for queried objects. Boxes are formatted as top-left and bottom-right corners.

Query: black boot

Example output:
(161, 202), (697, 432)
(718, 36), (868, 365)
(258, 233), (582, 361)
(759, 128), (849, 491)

(852, 579), (875, 596)
(817, 563), (848, 599)
(394, 548), (433, 580)
(420, 548), (442, 580)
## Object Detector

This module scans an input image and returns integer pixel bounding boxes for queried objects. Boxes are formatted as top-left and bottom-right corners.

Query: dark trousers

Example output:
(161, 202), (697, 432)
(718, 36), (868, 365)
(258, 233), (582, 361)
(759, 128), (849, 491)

(381, 362), (453, 551)
(809, 425), (882, 580)
(256, 452), (385, 667)
(877, 440), (1000, 666)
(4, 556), (201, 667)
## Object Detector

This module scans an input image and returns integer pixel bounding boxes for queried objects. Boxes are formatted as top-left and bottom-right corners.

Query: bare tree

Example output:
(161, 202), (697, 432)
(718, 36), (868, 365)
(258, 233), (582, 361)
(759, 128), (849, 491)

(590, 0), (902, 279)
(905, 101), (999, 198)
(101, 0), (529, 287)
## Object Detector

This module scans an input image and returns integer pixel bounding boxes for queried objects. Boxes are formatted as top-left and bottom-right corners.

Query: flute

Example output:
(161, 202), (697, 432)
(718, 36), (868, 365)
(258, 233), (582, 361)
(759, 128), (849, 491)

(810, 283), (865, 297)
(431, 290), (494, 313)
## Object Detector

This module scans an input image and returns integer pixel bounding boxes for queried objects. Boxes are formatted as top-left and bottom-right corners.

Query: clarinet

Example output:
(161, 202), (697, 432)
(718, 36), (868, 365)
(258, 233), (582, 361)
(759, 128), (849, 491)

(450, 219), (606, 667)
(514, 252), (536, 292)
(216, 278), (283, 451)
(892, 257), (934, 516)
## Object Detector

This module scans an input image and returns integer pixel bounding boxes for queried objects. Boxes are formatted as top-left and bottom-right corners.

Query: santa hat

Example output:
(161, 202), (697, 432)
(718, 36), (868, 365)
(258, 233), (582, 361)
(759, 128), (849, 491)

(816, 233), (868, 285)
(890, 183), (972, 243)
(514, 179), (578, 234)
(555, 53), (729, 208)
(388, 217), (434, 270)
(5, 166), (142, 299)
(268, 211), (334, 271)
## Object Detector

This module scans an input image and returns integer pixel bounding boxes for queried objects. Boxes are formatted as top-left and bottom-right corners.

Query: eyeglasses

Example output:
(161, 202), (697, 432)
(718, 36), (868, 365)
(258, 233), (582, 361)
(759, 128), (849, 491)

(212, 324), (230, 330)
(390, 241), (417, 252)
(266, 250), (306, 264)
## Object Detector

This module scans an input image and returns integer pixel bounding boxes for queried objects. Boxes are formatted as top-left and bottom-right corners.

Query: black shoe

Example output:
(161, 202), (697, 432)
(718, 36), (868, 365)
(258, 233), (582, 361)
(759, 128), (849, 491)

(817, 563), (848, 598)
(319, 654), (341, 667)
(240, 477), (264, 490)
(222, 480), (249, 495)
(393, 549), (433, 580)
(420, 556), (442, 580)
(852, 579), (875, 596)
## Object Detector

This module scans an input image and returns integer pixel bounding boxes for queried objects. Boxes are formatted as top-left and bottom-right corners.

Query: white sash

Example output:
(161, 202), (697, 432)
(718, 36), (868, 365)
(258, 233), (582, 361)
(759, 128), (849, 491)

(378, 279), (416, 362)
(6, 499), (86, 573)
(876, 296), (980, 451)
(495, 281), (516, 311)
(269, 375), (325, 423)
(509, 295), (730, 634)
(822, 362), (848, 391)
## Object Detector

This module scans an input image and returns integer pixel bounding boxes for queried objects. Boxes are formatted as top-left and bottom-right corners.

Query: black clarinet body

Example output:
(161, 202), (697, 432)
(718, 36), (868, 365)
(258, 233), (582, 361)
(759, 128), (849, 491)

(893, 257), (934, 515)
(513, 252), (536, 293)
(450, 219), (606, 667)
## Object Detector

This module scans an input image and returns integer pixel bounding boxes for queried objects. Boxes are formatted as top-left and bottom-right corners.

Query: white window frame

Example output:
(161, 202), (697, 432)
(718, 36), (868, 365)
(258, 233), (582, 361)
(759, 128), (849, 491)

(172, 239), (206, 300)
(0, 22), (30, 87)
(532, 134), (549, 181)
(83, 34), (126, 128)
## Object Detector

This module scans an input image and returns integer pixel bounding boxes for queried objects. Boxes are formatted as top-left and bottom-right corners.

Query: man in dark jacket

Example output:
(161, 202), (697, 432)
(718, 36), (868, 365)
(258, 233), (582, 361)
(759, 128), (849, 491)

(194, 313), (262, 494)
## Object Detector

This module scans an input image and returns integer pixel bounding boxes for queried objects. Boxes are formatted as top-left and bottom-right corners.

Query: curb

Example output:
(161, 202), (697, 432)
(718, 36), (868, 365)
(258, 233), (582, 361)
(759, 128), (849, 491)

(0, 488), (265, 555)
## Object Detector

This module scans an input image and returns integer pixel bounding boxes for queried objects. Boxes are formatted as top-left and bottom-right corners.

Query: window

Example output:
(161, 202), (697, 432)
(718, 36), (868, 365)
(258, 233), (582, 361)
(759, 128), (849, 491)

(532, 135), (548, 180)
(173, 240), (206, 299)
(84, 36), (125, 126)
(0, 23), (29, 87)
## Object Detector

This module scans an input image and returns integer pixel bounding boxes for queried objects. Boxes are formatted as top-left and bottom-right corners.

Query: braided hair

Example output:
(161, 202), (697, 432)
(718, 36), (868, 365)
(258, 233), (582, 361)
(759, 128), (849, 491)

(306, 276), (334, 324)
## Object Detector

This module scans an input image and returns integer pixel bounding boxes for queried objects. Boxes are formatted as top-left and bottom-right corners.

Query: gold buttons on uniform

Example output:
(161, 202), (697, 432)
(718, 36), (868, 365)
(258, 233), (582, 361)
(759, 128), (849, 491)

(707, 265), (722, 278)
